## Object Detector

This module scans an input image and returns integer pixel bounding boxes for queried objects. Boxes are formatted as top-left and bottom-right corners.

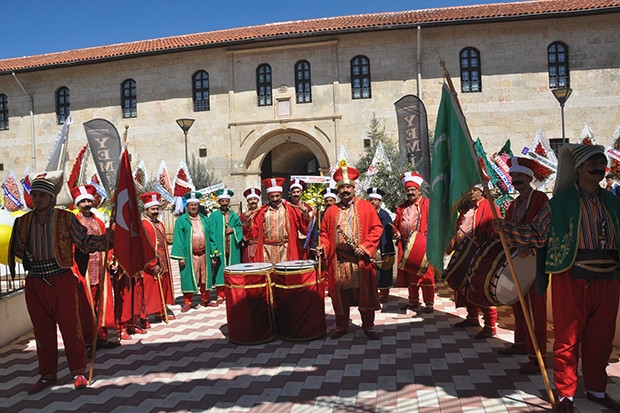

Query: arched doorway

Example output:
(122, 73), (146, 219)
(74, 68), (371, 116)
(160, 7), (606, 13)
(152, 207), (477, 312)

(244, 130), (330, 195)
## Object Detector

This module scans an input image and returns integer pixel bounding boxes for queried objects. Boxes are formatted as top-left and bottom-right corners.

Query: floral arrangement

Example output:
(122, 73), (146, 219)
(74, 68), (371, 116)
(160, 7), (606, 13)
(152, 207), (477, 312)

(90, 173), (105, 207)
(610, 135), (620, 180)
(21, 168), (33, 210)
(133, 160), (148, 193)
(533, 142), (554, 181)
(2, 170), (24, 212)
(581, 135), (594, 146)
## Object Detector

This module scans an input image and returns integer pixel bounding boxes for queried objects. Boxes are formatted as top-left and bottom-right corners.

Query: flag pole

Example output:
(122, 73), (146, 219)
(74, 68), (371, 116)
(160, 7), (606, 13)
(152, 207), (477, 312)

(439, 59), (556, 410)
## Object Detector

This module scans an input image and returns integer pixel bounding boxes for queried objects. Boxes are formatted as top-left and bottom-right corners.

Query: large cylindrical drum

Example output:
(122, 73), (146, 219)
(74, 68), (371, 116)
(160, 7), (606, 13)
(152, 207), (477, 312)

(466, 238), (536, 307)
(444, 236), (479, 291)
(273, 260), (326, 341)
(224, 263), (275, 345)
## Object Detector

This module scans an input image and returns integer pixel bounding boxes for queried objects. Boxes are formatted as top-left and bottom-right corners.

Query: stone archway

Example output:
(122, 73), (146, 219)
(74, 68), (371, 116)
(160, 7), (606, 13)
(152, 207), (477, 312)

(244, 130), (330, 182)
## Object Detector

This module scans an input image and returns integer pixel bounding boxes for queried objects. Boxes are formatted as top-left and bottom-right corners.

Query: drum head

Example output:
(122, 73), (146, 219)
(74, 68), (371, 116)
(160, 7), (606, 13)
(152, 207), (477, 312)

(225, 262), (274, 273)
(492, 253), (536, 306)
(274, 260), (317, 271)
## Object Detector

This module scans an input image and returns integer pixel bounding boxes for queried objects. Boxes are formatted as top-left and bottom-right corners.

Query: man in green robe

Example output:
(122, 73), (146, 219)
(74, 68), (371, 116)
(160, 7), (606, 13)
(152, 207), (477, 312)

(208, 188), (243, 305)
(170, 191), (213, 312)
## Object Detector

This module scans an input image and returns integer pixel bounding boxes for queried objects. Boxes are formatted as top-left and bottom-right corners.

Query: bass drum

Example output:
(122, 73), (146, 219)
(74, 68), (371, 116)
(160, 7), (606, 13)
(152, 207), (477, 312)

(466, 238), (536, 307)
(443, 236), (479, 291)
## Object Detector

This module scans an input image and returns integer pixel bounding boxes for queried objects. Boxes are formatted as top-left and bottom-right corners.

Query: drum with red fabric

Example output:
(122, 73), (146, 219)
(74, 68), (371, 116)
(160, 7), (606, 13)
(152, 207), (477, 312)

(273, 260), (326, 341)
(397, 231), (428, 285)
(224, 262), (276, 345)
(465, 238), (536, 308)
(443, 236), (480, 291)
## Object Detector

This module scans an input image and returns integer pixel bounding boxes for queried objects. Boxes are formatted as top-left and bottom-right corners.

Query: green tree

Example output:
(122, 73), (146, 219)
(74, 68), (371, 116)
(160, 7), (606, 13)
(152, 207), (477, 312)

(355, 114), (406, 211)
(189, 154), (220, 190)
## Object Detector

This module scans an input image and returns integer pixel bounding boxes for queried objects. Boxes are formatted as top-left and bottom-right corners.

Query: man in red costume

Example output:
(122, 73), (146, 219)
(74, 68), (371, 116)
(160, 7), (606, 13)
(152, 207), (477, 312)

(240, 187), (261, 263)
(250, 177), (310, 264)
(496, 157), (549, 374)
(140, 192), (175, 327)
(317, 165), (383, 340)
(394, 172), (435, 313)
(9, 171), (113, 394)
(447, 183), (500, 339)
(71, 184), (117, 348)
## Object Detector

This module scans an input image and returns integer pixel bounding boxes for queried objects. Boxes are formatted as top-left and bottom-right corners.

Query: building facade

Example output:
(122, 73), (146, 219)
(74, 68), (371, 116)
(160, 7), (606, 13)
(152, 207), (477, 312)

(0, 0), (618, 197)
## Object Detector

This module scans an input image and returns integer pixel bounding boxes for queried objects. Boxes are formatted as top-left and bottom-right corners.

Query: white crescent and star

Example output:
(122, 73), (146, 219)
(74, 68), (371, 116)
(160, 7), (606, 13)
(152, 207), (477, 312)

(116, 188), (138, 237)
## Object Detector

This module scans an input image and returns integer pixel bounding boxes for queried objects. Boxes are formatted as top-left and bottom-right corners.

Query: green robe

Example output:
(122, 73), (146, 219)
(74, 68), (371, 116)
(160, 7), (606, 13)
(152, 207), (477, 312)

(208, 208), (243, 286)
(170, 212), (212, 292)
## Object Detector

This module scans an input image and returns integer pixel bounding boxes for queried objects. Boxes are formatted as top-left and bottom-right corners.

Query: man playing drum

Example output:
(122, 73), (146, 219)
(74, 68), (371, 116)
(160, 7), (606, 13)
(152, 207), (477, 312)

(497, 157), (549, 375)
(367, 188), (395, 303)
(447, 184), (500, 339)
(494, 144), (620, 412)
(250, 178), (310, 264)
(394, 172), (435, 313)
(317, 165), (383, 340)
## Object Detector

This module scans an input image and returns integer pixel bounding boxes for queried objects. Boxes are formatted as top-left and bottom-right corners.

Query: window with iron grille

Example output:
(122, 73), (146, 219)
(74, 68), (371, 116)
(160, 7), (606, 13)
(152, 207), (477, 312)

(351, 55), (371, 99)
(256, 64), (272, 107)
(295, 60), (312, 104)
(0, 94), (8, 130)
(121, 79), (137, 118)
(56, 86), (70, 124)
(548, 42), (570, 89)
(193, 70), (210, 112)
(460, 47), (482, 93)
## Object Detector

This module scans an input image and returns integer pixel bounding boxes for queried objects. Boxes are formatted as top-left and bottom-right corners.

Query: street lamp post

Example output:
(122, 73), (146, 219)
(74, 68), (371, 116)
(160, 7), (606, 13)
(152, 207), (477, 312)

(551, 87), (572, 144)
(176, 118), (195, 166)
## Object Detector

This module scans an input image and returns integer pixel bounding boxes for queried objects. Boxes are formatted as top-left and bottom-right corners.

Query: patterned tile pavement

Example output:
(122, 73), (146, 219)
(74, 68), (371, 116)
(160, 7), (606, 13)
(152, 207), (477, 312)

(2, 262), (620, 413)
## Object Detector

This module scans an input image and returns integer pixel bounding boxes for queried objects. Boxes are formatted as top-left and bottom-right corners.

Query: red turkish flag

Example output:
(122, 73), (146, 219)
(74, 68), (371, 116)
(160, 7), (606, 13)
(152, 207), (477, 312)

(113, 149), (155, 277)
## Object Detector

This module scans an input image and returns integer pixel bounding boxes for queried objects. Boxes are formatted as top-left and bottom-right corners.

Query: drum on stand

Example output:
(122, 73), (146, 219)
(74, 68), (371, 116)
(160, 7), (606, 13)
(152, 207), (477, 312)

(224, 263), (275, 345)
(443, 236), (479, 291)
(273, 260), (326, 341)
(465, 238), (536, 307)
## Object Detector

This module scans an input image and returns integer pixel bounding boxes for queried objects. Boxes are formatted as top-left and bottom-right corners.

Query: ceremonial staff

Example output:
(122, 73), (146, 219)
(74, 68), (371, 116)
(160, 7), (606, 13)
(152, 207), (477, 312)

(438, 59), (556, 410)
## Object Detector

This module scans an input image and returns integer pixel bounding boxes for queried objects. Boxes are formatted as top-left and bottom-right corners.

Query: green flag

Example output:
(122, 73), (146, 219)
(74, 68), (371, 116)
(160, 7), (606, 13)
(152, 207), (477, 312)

(427, 84), (482, 270)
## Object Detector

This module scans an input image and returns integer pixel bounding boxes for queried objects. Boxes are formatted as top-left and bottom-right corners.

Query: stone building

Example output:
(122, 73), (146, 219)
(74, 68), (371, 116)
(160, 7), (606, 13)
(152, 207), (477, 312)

(0, 0), (618, 197)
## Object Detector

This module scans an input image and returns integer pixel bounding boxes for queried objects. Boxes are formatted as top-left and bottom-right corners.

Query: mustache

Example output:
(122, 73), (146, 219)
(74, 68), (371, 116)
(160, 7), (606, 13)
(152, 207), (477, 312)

(340, 191), (351, 197)
(588, 169), (606, 175)
(512, 180), (525, 186)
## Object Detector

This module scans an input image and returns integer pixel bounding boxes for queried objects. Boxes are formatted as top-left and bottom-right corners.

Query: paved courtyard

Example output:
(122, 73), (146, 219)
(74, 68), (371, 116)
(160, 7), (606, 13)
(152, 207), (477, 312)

(2, 264), (620, 412)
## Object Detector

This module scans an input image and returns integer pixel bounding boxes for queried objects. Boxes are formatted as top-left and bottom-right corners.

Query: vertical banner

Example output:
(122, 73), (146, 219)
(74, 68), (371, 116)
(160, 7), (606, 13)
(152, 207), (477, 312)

(394, 95), (431, 181)
(83, 118), (122, 194)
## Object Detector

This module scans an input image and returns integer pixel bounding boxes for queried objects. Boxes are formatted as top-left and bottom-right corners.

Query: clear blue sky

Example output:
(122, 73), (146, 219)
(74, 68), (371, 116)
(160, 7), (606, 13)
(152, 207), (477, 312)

(2, 0), (506, 59)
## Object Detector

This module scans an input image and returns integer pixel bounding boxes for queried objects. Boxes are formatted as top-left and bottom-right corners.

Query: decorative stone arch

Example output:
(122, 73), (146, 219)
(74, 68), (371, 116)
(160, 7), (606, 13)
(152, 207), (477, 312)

(243, 129), (330, 177)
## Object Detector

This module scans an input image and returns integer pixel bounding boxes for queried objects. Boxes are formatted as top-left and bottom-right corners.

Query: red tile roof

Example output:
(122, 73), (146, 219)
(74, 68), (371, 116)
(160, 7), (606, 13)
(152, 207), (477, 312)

(1, 0), (618, 73)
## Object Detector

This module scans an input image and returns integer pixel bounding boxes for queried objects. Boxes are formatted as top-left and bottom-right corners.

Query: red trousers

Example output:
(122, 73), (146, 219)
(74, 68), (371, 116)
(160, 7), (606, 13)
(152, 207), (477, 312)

(455, 290), (497, 328)
(334, 288), (375, 332)
(551, 271), (620, 397)
(400, 266), (435, 306)
(25, 271), (87, 379)
(511, 287), (547, 360)
(183, 283), (208, 305)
